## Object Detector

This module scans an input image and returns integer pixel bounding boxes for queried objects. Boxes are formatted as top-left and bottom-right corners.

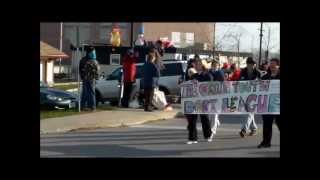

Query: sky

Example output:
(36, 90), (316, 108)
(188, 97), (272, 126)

(215, 23), (280, 53)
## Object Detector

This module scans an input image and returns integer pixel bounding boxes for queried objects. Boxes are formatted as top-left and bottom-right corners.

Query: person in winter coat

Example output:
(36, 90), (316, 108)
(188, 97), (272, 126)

(79, 46), (99, 111)
(258, 58), (280, 148)
(143, 48), (158, 112)
(185, 59), (214, 145)
(208, 58), (224, 135)
(239, 57), (261, 138)
(121, 49), (137, 108)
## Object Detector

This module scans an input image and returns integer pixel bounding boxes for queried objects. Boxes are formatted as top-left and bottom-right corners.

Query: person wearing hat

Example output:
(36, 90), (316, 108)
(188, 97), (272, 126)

(79, 46), (99, 111)
(185, 58), (214, 144)
(121, 48), (138, 108)
(239, 57), (261, 137)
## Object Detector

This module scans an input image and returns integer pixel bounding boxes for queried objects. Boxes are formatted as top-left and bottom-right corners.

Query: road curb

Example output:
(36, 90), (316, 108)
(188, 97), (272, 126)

(41, 111), (181, 134)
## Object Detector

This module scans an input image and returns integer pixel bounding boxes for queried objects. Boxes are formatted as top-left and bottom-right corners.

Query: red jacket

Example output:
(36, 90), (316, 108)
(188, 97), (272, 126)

(122, 55), (137, 82)
(229, 69), (241, 81)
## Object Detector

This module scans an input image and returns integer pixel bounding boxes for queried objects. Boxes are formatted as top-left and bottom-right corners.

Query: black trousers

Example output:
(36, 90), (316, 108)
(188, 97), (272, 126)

(186, 114), (212, 141)
(262, 115), (280, 145)
(122, 82), (133, 108)
(144, 88), (154, 110)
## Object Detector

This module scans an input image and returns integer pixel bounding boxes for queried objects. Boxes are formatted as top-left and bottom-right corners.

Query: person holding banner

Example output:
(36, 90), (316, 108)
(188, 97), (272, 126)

(185, 58), (214, 144)
(209, 58), (224, 135)
(258, 58), (280, 148)
(239, 57), (261, 138)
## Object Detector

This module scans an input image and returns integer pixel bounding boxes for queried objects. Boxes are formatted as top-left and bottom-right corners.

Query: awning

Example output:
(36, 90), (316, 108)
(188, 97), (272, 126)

(40, 41), (69, 60)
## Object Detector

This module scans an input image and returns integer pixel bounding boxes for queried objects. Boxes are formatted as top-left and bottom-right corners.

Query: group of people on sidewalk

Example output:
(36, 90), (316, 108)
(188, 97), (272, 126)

(79, 44), (172, 112)
(120, 41), (172, 112)
(183, 55), (280, 148)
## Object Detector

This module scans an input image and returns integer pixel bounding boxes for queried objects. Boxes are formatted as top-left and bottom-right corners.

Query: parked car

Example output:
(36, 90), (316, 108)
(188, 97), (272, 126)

(95, 60), (187, 105)
(40, 81), (78, 110)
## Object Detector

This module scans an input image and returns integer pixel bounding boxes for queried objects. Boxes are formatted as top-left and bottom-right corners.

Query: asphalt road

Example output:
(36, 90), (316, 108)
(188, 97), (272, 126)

(40, 115), (280, 158)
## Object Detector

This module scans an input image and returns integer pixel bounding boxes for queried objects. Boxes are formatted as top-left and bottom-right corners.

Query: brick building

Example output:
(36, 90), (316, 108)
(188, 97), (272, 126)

(40, 22), (215, 76)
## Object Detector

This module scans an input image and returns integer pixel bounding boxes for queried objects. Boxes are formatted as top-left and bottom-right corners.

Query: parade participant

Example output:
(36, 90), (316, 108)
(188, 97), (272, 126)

(239, 57), (261, 137)
(209, 58), (224, 135)
(185, 58), (196, 81)
(121, 49), (137, 108)
(221, 62), (230, 72)
(258, 58), (280, 148)
(228, 63), (241, 81)
(224, 71), (230, 81)
(185, 59), (214, 144)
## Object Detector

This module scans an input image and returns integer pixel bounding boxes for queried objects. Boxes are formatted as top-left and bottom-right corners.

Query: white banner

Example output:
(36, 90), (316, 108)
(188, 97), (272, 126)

(181, 80), (280, 114)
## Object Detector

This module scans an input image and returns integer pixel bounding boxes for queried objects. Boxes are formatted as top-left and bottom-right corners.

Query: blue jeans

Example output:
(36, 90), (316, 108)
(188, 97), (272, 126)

(81, 80), (96, 109)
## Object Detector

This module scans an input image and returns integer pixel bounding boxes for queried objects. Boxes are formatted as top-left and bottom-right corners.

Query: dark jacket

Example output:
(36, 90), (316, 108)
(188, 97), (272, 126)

(193, 71), (213, 82)
(79, 57), (88, 80)
(240, 67), (261, 80)
(209, 69), (224, 81)
(261, 70), (280, 80)
(143, 61), (158, 89)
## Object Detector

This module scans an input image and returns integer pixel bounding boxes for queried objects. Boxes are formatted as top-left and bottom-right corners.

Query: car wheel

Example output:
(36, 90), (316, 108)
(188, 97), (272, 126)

(109, 100), (119, 106)
(95, 90), (103, 107)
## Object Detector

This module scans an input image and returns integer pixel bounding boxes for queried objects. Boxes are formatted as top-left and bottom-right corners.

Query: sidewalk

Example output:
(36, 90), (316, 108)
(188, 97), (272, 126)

(40, 107), (181, 134)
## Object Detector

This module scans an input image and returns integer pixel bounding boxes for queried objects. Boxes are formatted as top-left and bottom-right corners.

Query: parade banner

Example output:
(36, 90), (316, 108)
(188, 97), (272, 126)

(181, 80), (280, 114)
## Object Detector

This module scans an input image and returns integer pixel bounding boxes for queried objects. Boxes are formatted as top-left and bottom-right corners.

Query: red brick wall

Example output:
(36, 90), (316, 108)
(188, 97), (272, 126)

(142, 22), (215, 49)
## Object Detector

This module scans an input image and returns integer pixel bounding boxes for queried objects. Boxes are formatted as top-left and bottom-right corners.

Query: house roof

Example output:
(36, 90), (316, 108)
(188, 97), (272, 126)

(40, 41), (69, 60)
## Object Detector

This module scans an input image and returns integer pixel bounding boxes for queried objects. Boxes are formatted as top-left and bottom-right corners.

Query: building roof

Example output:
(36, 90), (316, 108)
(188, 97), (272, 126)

(40, 41), (69, 60)
(214, 51), (252, 57)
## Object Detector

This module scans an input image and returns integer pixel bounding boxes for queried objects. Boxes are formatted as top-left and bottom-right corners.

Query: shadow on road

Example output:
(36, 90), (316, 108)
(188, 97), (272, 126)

(41, 142), (279, 157)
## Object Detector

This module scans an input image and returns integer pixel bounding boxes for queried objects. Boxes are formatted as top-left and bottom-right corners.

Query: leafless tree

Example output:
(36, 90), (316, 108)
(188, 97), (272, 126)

(262, 24), (279, 61)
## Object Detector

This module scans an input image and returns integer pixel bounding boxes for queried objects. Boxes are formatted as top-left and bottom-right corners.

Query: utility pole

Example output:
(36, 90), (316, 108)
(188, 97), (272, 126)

(258, 22), (263, 66)
(130, 22), (134, 47)
(59, 22), (63, 74)
(237, 37), (240, 68)
(265, 26), (271, 61)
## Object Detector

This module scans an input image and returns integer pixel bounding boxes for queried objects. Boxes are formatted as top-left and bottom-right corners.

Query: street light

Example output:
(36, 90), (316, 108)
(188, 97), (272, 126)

(258, 22), (263, 66)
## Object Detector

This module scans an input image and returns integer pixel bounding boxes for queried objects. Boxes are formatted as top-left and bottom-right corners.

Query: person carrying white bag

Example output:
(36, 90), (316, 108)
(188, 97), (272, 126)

(151, 50), (172, 111)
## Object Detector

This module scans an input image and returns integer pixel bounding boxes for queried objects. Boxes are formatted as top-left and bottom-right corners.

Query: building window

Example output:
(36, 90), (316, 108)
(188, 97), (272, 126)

(120, 28), (128, 46)
(64, 24), (91, 46)
(171, 32), (181, 47)
(185, 33), (194, 45)
(64, 26), (77, 46)
(100, 27), (111, 41)
(110, 54), (121, 65)
(79, 26), (91, 44)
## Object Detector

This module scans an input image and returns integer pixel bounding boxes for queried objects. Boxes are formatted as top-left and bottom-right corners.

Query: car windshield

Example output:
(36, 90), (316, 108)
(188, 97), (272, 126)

(107, 67), (122, 80)
(40, 81), (48, 88)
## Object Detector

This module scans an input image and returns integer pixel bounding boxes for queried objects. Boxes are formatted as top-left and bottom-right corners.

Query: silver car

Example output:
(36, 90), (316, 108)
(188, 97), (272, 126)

(95, 60), (187, 105)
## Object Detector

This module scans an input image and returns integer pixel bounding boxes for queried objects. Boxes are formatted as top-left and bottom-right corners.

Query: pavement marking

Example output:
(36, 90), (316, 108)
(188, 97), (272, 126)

(41, 151), (65, 156)
(130, 124), (239, 132)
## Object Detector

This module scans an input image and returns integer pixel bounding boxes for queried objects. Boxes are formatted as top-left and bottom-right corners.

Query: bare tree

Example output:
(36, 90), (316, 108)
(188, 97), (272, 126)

(262, 24), (280, 61)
